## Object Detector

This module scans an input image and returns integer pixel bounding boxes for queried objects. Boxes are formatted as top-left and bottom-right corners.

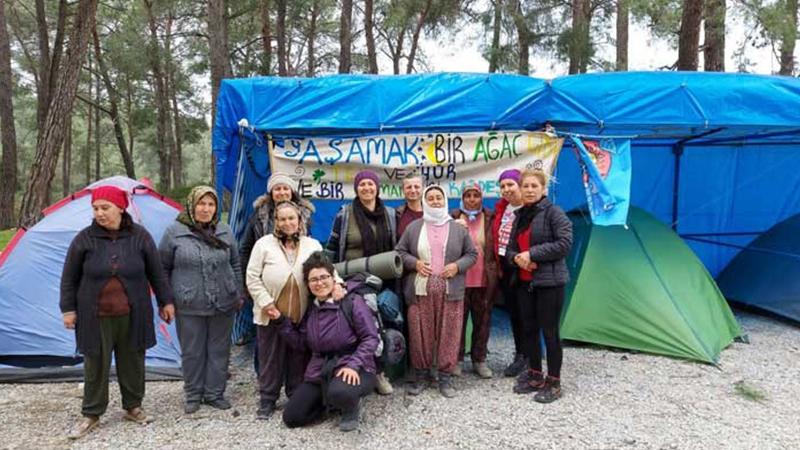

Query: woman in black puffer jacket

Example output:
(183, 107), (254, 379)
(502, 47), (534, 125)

(505, 169), (572, 404)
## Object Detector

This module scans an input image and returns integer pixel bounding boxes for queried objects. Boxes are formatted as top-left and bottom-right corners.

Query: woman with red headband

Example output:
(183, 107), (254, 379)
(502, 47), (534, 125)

(60, 185), (175, 439)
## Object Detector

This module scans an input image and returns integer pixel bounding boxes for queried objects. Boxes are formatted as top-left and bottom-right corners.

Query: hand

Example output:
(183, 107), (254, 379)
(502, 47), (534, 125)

(442, 263), (459, 279)
(455, 218), (468, 228)
(514, 252), (532, 268)
(264, 304), (281, 320)
(416, 260), (433, 277)
(332, 283), (347, 301)
(63, 312), (77, 329)
(159, 304), (175, 324)
(524, 261), (538, 272)
(336, 367), (361, 386)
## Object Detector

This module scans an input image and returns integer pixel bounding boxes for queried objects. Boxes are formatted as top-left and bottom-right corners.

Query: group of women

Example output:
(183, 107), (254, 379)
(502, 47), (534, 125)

(59, 166), (572, 439)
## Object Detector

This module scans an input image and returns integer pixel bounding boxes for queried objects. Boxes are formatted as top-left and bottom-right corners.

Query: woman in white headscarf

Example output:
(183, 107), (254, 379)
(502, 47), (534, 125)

(395, 185), (478, 398)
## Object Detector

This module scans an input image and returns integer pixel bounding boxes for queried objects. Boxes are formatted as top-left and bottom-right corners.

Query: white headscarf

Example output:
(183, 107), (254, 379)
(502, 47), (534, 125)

(422, 185), (452, 226)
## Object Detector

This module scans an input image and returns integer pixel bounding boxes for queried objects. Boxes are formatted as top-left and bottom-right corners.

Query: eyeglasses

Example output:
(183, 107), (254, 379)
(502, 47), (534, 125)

(308, 274), (332, 285)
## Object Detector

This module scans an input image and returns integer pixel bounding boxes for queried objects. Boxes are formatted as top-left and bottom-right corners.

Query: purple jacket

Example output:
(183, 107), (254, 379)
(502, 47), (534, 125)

(280, 293), (379, 383)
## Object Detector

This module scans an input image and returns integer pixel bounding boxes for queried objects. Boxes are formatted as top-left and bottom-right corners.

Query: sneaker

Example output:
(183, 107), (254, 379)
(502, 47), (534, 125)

(256, 402), (275, 420)
(375, 372), (394, 395)
(452, 362), (463, 377)
(473, 362), (493, 379)
(67, 416), (99, 440)
(123, 407), (152, 424)
(503, 353), (528, 377)
(533, 377), (562, 403)
(184, 401), (200, 414)
(339, 402), (360, 432)
(204, 397), (232, 410)
(438, 375), (456, 398)
(513, 369), (545, 394)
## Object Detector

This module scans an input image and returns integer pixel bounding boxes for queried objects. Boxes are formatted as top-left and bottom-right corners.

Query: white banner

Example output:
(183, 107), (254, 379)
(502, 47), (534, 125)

(269, 131), (564, 199)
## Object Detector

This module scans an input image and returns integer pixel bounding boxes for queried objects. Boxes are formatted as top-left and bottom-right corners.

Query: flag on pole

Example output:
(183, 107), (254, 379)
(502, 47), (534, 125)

(570, 136), (632, 226)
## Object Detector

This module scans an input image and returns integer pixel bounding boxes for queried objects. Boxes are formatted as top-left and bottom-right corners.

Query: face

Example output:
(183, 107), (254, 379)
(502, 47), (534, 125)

(425, 188), (445, 208)
(402, 177), (422, 203)
(356, 179), (377, 203)
(462, 189), (482, 210)
(276, 206), (300, 235)
(92, 200), (124, 229)
(307, 267), (334, 299)
(500, 179), (522, 204)
(193, 194), (217, 224)
(520, 175), (545, 205)
(271, 184), (293, 203)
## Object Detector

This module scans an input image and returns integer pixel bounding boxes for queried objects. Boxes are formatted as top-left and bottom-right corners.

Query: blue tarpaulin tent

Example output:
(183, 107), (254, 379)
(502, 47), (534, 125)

(212, 72), (800, 279)
(0, 177), (183, 382)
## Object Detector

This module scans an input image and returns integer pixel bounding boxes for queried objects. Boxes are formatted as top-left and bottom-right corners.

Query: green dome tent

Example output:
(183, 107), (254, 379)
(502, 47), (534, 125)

(561, 208), (741, 363)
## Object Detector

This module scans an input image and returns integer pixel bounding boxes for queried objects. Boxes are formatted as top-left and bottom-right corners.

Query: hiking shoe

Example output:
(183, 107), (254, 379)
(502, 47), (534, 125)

(375, 372), (394, 395)
(67, 416), (99, 440)
(473, 362), (493, 379)
(204, 397), (232, 410)
(438, 375), (456, 398)
(513, 369), (545, 394)
(339, 402), (360, 432)
(503, 353), (528, 377)
(452, 362), (463, 377)
(533, 377), (562, 403)
(405, 379), (427, 396)
(256, 402), (275, 420)
(184, 401), (201, 414)
(123, 407), (152, 424)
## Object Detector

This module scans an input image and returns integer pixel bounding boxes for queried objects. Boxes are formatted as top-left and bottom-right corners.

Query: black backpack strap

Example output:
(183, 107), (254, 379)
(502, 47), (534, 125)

(340, 295), (356, 331)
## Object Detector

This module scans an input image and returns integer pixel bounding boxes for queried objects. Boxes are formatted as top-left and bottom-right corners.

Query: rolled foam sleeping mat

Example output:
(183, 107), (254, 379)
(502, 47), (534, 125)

(333, 250), (403, 280)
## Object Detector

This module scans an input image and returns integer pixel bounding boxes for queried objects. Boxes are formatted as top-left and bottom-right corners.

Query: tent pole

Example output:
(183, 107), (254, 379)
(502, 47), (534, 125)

(671, 143), (684, 231)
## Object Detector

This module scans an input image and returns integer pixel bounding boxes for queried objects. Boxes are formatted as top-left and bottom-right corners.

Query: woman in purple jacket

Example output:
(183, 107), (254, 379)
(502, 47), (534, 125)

(266, 252), (379, 432)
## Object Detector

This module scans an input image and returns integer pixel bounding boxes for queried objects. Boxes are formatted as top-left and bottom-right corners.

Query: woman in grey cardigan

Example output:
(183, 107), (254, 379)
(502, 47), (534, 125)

(396, 185), (478, 398)
(159, 186), (242, 414)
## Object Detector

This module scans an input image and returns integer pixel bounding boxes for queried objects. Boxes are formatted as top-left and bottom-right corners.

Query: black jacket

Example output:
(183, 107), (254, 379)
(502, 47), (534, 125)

(505, 197), (573, 288)
(60, 219), (174, 355)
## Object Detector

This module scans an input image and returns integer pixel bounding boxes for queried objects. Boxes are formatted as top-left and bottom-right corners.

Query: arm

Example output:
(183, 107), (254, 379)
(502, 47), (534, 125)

(325, 210), (343, 263)
(227, 231), (243, 293)
(529, 207), (573, 262)
(59, 233), (85, 314)
(395, 225), (419, 272)
(337, 298), (379, 372)
(157, 225), (175, 281)
(504, 219), (521, 267)
(142, 229), (174, 307)
(239, 217), (257, 287)
(245, 238), (275, 309)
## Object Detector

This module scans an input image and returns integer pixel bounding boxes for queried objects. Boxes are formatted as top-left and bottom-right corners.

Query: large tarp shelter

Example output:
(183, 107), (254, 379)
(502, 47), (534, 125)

(563, 208), (741, 363)
(717, 213), (800, 323)
(0, 177), (183, 382)
(212, 72), (800, 280)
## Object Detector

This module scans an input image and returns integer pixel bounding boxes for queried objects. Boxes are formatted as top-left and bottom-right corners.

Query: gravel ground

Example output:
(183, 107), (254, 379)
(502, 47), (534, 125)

(1, 311), (798, 450)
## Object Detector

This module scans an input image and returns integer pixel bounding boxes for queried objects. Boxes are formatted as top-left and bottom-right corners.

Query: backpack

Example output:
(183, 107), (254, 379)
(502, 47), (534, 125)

(341, 273), (406, 366)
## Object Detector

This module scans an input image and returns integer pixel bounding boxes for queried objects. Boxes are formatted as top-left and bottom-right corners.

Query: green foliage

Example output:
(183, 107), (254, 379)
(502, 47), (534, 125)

(0, 229), (16, 253)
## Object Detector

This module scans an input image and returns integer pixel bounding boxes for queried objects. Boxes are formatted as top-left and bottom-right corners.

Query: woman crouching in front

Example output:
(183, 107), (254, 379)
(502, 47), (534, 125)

(266, 252), (379, 432)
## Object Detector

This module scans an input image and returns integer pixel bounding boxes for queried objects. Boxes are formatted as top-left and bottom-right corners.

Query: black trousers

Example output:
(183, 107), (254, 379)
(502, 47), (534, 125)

(500, 276), (524, 354)
(516, 285), (564, 378)
(282, 370), (376, 428)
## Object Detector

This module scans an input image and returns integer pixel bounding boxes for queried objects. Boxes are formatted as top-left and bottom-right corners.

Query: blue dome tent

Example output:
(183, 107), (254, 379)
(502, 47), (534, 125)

(0, 176), (183, 382)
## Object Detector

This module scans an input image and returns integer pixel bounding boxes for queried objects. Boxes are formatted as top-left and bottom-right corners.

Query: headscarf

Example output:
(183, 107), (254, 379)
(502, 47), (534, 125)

(422, 185), (452, 226)
(176, 185), (229, 249)
(459, 183), (483, 222)
(498, 169), (521, 185)
(273, 201), (306, 244)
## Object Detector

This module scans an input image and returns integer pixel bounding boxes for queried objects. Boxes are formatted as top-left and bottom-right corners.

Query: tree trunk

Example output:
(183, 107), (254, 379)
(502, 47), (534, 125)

(307, 0), (319, 76)
(569, 0), (591, 74)
(391, 24), (407, 75)
(94, 65), (100, 181)
(92, 26), (135, 178)
(702, 0), (724, 72)
(62, 114), (71, 196)
(511, 0), (530, 75)
(260, 0), (272, 75)
(365, 0), (378, 74)
(164, 13), (181, 187)
(19, 0), (98, 227)
(779, 0), (798, 75)
(144, 0), (175, 191)
(406, 0), (432, 74)
(677, 0), (703, 71)
(34, 0), (50, 134)
(339, 0), (353, 73)
(124, 73), (135, 160)
(207, 0), (231, 186)
(0, 0), (18, 228)
(84, 55), (92, 185)
(276, 0), (287, 75)
(616, 0), (628, 71)
(488, 0), (503, 73)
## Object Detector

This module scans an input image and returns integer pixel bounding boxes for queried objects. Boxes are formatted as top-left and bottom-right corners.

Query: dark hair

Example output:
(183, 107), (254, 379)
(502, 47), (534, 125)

(302, 251), (335, 283)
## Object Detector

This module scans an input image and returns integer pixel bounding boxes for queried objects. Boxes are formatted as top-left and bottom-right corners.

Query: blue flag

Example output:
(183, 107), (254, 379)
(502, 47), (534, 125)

(570, 136), (632, 226)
